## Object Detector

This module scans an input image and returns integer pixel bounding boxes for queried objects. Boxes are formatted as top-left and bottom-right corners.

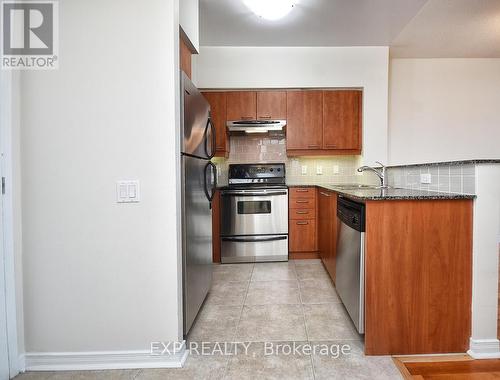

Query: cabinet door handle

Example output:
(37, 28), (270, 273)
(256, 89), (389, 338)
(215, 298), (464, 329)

(320, 192), (331, 197)
(296, 200), (309, 203)
(296, 221), (309, 225)
(258, 115), (271, 119)
(296, 210), (309, 214)
(295, 189), (309, 193)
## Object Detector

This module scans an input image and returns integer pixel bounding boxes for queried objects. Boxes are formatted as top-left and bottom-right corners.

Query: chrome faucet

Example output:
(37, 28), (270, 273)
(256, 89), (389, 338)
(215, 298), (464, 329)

(357, 161), (388, 188)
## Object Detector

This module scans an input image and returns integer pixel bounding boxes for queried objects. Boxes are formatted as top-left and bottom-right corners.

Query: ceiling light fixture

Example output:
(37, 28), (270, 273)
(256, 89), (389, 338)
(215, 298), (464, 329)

(243, 0), (297, 21)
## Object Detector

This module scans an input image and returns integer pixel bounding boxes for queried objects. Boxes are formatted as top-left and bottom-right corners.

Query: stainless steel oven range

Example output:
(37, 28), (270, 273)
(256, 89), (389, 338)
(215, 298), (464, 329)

(220, 163), (288, 263)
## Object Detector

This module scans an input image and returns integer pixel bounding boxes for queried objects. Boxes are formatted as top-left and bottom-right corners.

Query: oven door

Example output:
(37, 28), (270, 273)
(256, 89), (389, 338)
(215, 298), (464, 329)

(220, 189), (288, 236)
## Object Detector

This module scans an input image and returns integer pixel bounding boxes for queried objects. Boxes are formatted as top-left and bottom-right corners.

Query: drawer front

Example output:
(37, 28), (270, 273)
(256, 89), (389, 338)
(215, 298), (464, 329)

(290, 187), (316, 199)
(289, 208), (317, 220)
(289, 197), (316, 209)
(289, 219), (317, 252)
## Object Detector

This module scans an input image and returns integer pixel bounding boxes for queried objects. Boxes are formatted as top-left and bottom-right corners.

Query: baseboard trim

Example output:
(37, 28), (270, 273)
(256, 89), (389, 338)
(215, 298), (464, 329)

(21, 342), (188, 371)
(467, 338), (500, 359)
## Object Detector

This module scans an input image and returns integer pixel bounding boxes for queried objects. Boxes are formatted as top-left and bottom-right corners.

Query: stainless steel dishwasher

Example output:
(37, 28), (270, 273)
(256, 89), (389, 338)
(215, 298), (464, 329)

(335, 197), (366, 334)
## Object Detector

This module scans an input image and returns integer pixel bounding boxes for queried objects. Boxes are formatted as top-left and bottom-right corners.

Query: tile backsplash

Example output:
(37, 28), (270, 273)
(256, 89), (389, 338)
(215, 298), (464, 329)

(212, 135), (477, 195)
(212, 134), (370, 186)
(387, 163), (476, 194)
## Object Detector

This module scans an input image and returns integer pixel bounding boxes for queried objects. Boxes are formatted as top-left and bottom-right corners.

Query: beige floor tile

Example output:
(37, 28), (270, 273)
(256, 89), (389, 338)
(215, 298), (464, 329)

(299, 278), (341, 304)
(292, 259), (322, 266)
(212, 264), (254, 283)
(235, 304), (307, 342)
(188, 304), (242, 343)
(295, 263), (329, 281)
(251, 262), (296, 281)
(14, 370), (141, 380)
(135, 353), (227, 380)
(310, 340), (402, 380)
(225, 341), (314, 380)
(245, 280), (300, 305)
(207, 281), (248, 306)
(303, 303), (361, 341)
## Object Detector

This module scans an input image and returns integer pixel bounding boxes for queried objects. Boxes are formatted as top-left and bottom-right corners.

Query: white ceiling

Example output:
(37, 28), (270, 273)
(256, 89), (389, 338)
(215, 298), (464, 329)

(391, 0), (500, 58)
(200, 0), (500, 57)
(200, 0), (428, 46)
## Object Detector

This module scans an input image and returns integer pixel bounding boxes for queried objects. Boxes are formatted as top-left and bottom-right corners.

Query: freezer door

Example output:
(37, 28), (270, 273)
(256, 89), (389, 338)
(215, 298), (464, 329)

(181, 72), (215, 159)
(182, 155), (213, 335)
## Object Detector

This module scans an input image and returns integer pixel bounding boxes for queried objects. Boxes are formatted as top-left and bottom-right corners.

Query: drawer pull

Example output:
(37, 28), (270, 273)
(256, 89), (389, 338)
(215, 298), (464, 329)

(295, 189), (310, 193)
(296, 221), (309, 225)
(296, 200), (309, 203)
(258, 116), (271, 119)
(296, 211), (309, 214)
(320, 192), (331, 197)
(325, 144), (337, 148)
(308, 145), (320, 148)
(241, 116), (254, 120)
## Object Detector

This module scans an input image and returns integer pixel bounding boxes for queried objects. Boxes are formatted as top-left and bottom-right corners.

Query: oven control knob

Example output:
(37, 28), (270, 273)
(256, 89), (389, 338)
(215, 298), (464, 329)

(277, 168), (281, 172)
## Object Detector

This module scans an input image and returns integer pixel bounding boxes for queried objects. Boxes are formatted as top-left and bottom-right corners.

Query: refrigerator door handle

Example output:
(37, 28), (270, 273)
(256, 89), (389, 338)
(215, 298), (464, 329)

(204, 117), (216, 159)
(203, 161), (217, 205)
(221, 235), (287, 243)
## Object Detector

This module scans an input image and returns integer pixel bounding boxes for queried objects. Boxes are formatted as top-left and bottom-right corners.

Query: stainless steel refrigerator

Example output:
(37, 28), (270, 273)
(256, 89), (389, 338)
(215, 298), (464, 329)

(180, 72), (217, 335)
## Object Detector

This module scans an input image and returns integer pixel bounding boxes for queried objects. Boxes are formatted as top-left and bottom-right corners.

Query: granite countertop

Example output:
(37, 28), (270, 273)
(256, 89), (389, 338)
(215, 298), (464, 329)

(386, 159), (500, 168)
(289, 184), (476, 201)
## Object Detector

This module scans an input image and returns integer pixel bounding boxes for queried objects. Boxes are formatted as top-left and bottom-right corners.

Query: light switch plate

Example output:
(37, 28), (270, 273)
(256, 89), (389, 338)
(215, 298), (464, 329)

(116, 180), (140, 203)
(316, 166), (323, 175)
(301, 166), (307, 175)
(420, 173), (432, 184)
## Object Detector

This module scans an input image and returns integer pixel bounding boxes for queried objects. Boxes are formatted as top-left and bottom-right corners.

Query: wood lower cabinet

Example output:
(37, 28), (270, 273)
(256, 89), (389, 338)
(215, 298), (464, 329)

(364, 199), (473, 355)
(289, 187), (318, 259)
(202, 92), (229, 157)
(226, 91), (256, 121)
(318, 189), (338, 282)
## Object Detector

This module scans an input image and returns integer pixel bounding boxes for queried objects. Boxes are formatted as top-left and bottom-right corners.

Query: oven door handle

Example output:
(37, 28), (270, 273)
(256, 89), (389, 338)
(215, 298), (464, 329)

(221, 191), (287, 197)
(221, 236), (288, 243)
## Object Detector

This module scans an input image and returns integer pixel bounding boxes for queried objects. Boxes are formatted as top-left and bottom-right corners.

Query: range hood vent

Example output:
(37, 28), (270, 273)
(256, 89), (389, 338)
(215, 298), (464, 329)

(227, 120), (286, 134)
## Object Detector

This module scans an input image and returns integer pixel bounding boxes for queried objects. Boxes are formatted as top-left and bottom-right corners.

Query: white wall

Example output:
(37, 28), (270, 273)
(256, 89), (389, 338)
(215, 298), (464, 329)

(20, 0), (182, 353)
(389, 59), (500, 165)
(469, 164), (500, 358)
(180, 0), (199, 52)
(193, 46), (389, 165)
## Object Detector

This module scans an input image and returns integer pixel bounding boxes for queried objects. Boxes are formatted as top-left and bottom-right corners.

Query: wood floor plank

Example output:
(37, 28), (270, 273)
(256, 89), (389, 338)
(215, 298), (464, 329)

(395, 356), (500, 379)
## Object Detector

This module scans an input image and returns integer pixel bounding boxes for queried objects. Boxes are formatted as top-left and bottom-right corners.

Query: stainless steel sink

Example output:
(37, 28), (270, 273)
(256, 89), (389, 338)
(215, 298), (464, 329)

(330, 184), (381, 190)
(330, 184), (397, 190)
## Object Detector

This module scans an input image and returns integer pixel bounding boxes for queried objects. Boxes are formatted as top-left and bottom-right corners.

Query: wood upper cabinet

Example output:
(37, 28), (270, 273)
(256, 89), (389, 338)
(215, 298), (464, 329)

(257, 91), (286, 120)
(226, 91), (256, 121)
(286, 91), (323, 151)
(323, 90), (362, 150)
(202, 92), (229, 157)
(318, 190), (338, 282)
